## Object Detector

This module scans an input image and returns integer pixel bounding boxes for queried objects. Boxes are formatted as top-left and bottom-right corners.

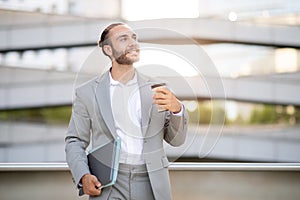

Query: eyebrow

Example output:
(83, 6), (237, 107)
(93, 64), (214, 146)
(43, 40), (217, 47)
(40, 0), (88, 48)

(116, 32), (137, 40)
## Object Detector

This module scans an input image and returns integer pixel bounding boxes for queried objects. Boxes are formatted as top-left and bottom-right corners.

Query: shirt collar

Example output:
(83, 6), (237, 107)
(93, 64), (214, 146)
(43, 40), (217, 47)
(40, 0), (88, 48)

(109, 70), (138, 86)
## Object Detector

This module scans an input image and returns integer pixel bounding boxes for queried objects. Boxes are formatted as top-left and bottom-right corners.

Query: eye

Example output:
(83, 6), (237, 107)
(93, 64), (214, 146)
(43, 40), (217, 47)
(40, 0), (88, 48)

(132, 34), (137, 41)
(120, 37), (128, 42)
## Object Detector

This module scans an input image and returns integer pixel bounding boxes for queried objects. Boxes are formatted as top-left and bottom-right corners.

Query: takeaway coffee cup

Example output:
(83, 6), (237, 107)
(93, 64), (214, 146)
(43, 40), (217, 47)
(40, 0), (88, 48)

(151, 83), (167, 112)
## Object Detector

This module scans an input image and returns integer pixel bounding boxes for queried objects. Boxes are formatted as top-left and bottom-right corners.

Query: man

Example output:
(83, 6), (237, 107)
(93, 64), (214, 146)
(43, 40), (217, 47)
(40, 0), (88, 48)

(65, 22), (188, 200)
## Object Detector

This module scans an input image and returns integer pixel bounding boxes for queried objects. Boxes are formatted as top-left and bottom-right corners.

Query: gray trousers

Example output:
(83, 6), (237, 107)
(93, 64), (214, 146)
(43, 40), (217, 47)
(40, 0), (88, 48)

(93, 163), (155, 200)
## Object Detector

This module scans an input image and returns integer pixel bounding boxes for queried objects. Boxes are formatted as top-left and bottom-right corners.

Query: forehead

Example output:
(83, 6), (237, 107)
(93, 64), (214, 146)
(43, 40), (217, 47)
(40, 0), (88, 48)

(108, 25), (136, 39)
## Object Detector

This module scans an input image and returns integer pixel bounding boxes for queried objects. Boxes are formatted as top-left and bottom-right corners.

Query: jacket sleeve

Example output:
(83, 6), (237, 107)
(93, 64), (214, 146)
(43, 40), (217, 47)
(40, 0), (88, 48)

(164, 105), (188, 146)
(65, 88), (91, 187)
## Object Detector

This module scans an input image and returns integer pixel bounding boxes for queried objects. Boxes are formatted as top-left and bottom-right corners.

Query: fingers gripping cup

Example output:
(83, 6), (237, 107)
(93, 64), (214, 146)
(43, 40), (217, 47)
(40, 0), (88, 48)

(151, 83), (167, 112)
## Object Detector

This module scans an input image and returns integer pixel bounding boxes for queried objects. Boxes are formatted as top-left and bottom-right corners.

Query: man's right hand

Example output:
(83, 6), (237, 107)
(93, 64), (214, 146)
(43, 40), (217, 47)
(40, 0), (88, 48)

(81, 174), (102, 196)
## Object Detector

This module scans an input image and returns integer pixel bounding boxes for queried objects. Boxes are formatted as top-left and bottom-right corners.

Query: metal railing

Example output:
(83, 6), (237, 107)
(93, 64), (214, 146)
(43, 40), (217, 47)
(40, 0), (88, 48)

(1, 162), (300, 171)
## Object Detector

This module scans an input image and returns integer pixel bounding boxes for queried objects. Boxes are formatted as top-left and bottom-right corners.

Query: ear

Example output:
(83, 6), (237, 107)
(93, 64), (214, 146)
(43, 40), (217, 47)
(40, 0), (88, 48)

(103, 45), (112, 57)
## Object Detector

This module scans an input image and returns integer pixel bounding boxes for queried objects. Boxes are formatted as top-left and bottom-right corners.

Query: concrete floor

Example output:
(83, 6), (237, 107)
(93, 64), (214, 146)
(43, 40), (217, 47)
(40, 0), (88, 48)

(170, 170), (300, 200)
(1, 169), (300, 200)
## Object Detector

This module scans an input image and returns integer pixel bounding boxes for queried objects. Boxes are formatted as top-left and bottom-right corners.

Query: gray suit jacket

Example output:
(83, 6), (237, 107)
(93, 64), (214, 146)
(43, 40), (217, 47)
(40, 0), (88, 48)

(65, 70), (188, 200)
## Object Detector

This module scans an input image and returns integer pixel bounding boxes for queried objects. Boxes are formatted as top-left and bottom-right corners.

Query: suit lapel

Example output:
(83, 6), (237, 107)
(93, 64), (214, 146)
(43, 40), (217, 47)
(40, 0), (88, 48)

(137, 72), (153, 136)
(95, 70), (153, 138)
(95, 71), (117, 139)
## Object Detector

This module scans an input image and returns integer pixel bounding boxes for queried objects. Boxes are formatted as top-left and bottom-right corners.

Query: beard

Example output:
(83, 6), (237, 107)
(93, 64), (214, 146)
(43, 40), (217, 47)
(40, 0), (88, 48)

(112, 46), (140, 65)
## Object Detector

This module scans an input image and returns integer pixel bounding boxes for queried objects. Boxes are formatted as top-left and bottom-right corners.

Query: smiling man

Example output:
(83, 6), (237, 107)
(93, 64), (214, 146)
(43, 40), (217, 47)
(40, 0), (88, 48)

(65, 22), (188, 200)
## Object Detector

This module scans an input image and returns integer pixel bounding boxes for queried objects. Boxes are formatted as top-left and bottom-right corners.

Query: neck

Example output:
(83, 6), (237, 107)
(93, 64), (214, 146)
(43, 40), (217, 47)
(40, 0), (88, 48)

(111, 62), (135, 84)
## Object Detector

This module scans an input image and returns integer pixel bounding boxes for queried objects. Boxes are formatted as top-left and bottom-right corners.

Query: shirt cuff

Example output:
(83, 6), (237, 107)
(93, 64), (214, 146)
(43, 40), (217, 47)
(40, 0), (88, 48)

(171, 103), (184, 116)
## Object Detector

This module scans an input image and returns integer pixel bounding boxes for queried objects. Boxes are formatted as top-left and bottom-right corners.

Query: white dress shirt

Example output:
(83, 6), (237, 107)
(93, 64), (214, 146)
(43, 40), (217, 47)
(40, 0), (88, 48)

(110, 72), (145, 164)
(109, 71), (183, 165)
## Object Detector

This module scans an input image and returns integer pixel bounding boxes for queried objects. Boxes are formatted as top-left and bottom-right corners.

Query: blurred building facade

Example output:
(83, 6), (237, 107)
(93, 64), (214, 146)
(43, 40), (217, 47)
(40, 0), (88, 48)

(0, 0), (300, 162)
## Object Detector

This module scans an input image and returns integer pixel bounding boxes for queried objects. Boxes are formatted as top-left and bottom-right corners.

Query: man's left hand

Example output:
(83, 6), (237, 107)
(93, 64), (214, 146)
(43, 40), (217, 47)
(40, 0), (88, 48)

(153, 87), (182, 114)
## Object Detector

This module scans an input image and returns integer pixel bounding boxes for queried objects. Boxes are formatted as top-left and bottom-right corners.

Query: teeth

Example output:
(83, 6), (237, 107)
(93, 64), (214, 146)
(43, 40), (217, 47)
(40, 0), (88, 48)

(126, 49), (139, 54)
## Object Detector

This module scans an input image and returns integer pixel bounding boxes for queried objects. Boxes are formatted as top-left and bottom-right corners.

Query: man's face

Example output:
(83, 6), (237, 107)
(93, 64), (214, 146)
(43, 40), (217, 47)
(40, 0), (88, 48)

(107, 25), (140, 65)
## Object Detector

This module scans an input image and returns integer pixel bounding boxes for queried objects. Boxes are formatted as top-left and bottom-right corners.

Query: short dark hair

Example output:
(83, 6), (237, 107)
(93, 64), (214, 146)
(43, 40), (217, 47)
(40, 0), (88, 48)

(98, 22), (125, 48)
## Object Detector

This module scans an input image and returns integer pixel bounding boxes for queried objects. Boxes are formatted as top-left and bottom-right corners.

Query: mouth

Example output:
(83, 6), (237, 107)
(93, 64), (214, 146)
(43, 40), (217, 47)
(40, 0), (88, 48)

(125, 48), (140, 55)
